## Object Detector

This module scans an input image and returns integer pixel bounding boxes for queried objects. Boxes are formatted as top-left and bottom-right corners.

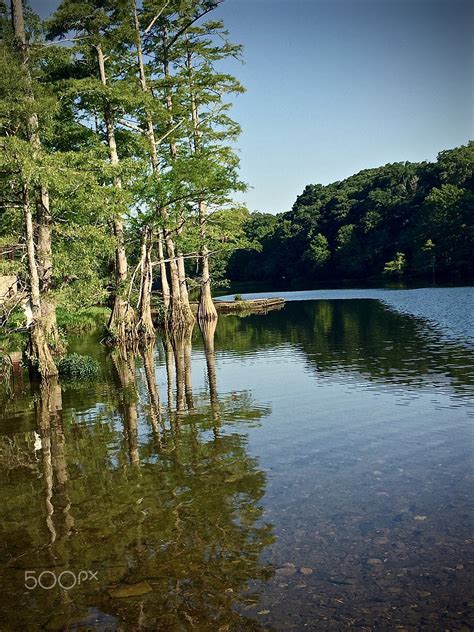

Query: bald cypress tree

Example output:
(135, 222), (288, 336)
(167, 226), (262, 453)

(47, 0), (138, 345)
(179, 18), (245, 321)
(142, 1), (245, 324)
(4, 0), (58, 377)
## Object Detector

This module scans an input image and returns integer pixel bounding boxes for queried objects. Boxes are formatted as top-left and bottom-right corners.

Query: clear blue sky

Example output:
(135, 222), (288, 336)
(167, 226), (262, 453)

(32, 0), (473, 214)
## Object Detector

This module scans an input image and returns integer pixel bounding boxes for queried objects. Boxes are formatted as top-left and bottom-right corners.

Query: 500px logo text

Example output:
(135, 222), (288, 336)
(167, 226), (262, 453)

(25, 570), (98, 590)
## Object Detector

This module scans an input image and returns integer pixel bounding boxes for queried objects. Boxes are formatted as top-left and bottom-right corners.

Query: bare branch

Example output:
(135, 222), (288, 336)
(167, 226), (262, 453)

(155, 117), (186, 144)
(118, 118), (143, 133)
(150, 245), (231, 267)
(144, 0), (172, 34)
(167, 2), (223, 51)
(38, 35), (91, 47)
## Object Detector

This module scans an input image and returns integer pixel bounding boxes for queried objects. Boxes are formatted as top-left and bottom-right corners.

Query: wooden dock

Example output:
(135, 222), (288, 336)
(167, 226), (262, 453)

(209, 297), (286, 315)
(152, 297), (286, 318)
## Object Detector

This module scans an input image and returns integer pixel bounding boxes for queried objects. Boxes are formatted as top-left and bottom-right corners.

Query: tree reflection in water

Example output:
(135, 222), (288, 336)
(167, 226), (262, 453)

(0, 322), (274, 630)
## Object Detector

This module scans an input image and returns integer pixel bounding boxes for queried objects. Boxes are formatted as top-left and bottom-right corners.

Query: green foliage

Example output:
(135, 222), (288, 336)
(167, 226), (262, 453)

(228, 142), (474, 284)
(383, 252), (406, 277)
(0, 0), (249, 346)
(305, 232), (330, 268)
(58, 353), (100, 378)
(56, 307), (110, 333)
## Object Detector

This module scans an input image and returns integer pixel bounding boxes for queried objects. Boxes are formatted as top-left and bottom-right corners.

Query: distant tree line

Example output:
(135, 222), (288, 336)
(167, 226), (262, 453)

(228, 143), (474, 286)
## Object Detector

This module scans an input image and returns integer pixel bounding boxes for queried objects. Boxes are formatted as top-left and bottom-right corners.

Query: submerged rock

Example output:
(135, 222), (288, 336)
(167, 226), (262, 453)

(275, 563), (296, 577)
(368, 558), (383, 566)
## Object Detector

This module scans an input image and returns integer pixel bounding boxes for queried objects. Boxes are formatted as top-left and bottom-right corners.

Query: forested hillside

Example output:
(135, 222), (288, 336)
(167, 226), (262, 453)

(228, 143), (474, 286)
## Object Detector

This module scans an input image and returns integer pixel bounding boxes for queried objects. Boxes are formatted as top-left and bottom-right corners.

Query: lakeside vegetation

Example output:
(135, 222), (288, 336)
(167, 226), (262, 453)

(228, 142), (474, 287)
(0, 1), (473, 628)
(0, 0), (472, 380)
(1, 0), (247, 377)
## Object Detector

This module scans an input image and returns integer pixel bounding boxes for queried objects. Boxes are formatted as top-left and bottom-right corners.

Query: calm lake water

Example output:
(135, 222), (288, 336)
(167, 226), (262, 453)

(1, 287), (473, 630)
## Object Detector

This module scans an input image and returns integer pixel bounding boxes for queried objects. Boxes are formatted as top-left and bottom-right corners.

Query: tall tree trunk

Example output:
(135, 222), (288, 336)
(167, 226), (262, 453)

(23, 187), (58, 378)
(108, 215), (135, 344)
(157, 228), (170, 311)
(176, 240), (190, 310)
(187, 47), (217, 321)
(162, 28), (194, 325)
(36, 187), (63, 352)
(164, 229), (190, 327)
(11, 0), (59, 376)
(132, 5), (192, 327)
(95, 43), (136, 344)
(136, 226), (155, 342)
(197, 202), (217, 321)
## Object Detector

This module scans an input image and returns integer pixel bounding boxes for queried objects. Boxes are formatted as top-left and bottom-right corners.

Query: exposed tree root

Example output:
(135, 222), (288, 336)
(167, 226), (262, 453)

(108, 297), (137, 348)
(197, 280), (218, 322)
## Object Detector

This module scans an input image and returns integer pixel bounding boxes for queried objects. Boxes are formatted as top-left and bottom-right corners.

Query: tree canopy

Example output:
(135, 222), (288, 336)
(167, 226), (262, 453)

(227, 142), (474, 286)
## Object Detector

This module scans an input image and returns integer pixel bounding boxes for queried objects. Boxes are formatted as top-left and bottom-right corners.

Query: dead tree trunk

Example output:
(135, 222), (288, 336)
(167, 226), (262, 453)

(95, 43), (136, 344)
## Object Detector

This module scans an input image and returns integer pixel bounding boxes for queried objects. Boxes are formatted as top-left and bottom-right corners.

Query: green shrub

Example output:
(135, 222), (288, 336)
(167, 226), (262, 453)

(58, 353), (100, 379)
(234, 294), (244, 301)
